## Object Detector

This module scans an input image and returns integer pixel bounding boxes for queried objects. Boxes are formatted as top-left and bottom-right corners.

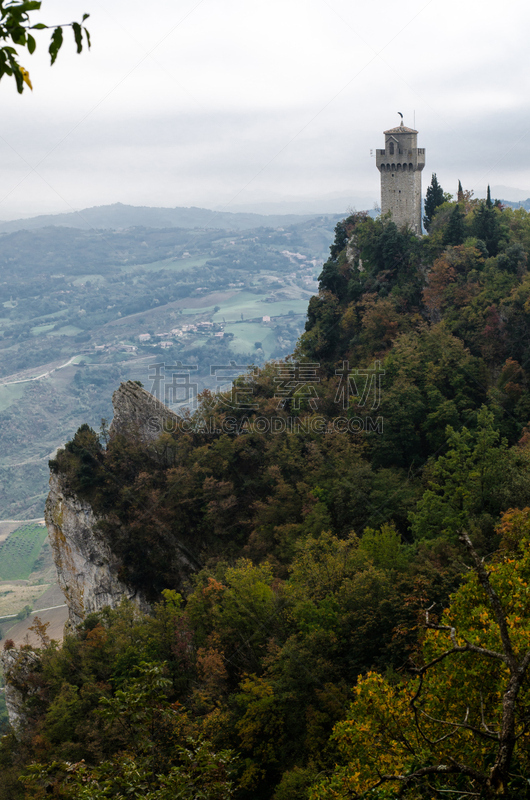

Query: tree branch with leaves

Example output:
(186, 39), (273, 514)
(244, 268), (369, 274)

(309, 510), (530, 799)
(0, 0), (89, 92)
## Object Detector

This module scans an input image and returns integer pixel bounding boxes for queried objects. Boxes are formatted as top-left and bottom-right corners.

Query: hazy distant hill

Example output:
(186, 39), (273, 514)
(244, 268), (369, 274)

(476, 185), (530, 210)
(490, 185), (530, 202)
(0, 203), (344, 234)
(500, 198), (530, 211)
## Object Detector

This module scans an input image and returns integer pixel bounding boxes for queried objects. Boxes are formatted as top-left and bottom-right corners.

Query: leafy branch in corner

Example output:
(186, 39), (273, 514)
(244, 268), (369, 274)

(0, 0), (90, 92)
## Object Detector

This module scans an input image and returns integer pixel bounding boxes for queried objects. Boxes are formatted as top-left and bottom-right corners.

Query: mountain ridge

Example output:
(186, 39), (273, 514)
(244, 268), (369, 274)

(0, 202), (347, 234)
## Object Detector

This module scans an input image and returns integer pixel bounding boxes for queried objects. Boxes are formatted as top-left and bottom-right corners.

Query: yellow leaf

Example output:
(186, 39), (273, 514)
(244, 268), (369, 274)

(20, 67), (33, 90)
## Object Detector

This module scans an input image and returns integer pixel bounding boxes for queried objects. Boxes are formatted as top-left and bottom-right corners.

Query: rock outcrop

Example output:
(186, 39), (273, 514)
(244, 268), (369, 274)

(43, 381), (174, 631)
(109, 380), (180, 445)
(45, 473), (151, 629)
(3, 383), (191, 733)
(0, 647), (40, 736)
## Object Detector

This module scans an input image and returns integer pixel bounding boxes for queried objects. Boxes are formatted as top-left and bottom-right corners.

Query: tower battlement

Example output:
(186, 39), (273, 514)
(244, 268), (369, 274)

(376, 120), (425, 235)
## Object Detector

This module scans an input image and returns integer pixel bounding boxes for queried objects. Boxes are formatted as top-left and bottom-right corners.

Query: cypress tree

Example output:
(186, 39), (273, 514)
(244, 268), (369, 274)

(473, 190), (501, 257)
(423, 173), (445, 231)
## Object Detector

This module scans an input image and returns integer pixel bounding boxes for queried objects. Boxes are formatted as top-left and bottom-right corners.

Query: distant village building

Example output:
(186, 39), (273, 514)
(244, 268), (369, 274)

(138, 333), (151, 342)
(376, 118), (425, 235)
(262, 316), (271, 323)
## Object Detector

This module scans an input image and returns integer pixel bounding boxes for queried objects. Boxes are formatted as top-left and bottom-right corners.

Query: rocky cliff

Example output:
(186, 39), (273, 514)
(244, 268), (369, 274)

(0, 648), (40, 736)
(109, 379), (180, 446)
(3, 382), (185, 733)
(45, 472), (151, 629)
(43, 381), (181, 630)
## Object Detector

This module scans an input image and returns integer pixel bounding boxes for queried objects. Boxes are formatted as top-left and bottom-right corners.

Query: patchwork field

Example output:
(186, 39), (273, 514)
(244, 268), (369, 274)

(0, 523), (49, 581)
(0, 604), (68, 647)
(0, 523), (63, 646)
(0, 581), (51, 618)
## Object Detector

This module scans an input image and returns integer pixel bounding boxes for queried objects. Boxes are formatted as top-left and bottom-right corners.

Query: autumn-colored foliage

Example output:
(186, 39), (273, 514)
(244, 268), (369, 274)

(7, 202), (530, 799)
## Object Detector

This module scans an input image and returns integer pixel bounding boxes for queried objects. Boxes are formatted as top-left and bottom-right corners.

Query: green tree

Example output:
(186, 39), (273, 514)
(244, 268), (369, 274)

(473, 185), (503, 256)
(423, 173), (445, 231)
(443, 203), (465, 246)
(409, 407), (530, 543)
(0, 0), (90, 93)
(309, 517), (530, 799)
(22, 662), (236, 800)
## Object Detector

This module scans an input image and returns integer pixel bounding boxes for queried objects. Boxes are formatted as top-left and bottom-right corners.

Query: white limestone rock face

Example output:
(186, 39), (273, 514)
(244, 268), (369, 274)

(45, 473), (150, 629)
(43, 382), (194, 636)
(0, 648), (40, 736)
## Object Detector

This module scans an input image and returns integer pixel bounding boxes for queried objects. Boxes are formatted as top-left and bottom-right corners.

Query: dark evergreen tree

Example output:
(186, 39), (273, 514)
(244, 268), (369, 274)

(497, 243), (526, 274)
(443, 203), (465, 246)
(319, 220), (350, 296)
(328, 221), (349, 261)
(423, 173), (445, 231)
(473, 187), (502, 256)
(457, 180), (464, 204)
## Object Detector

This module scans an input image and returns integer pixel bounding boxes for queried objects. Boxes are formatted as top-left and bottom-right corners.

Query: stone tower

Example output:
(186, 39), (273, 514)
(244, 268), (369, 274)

(376, 120), (425, 234)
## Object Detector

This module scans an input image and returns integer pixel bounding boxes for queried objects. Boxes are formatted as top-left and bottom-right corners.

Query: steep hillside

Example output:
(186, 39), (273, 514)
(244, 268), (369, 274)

(4, 197), (530, 800)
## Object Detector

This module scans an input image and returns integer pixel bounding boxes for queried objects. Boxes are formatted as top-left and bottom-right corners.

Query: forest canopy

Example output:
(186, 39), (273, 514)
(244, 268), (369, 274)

(5, 188), (530, 799)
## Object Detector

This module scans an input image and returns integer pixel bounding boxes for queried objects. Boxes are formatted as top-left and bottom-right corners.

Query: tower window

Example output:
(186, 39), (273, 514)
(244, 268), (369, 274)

(389, 142), (394, 155)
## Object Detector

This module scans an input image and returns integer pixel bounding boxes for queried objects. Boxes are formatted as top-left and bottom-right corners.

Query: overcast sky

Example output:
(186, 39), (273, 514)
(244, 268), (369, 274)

(0, 0), (529, 219)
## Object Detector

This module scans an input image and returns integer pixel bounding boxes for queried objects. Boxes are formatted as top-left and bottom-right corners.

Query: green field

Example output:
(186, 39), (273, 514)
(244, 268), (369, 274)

(224, 322), (278, 357)
(0, 384), (25, 413)
(0, 524), (49, 581)
(211, 291), (310, 323)
(122, 256), (210, 274)
(31, 322), (56, 335)
(49, 325), (84, 337)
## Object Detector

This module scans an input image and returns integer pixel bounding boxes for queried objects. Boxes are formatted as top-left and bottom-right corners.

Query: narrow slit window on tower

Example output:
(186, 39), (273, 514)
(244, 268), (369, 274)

(389, 141), (394, 155)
